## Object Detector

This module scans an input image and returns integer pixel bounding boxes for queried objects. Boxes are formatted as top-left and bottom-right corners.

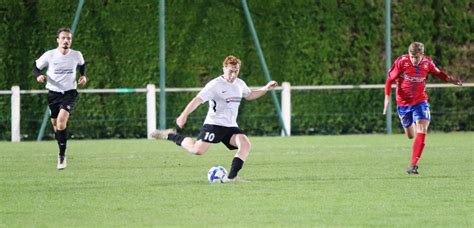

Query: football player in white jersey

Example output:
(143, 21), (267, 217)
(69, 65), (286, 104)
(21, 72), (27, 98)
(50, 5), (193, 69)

(151, 55), (277, 182)
(33, 27), (87, 170)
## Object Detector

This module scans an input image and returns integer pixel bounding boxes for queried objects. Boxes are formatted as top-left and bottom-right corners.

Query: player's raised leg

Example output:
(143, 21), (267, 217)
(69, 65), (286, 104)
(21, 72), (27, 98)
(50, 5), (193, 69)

(150, 128), (176, 140)
(403, 124), (415, 139)
(150, 129), (211, 155)
(180, 138), (211, 155)
(397, 106), (416, 139)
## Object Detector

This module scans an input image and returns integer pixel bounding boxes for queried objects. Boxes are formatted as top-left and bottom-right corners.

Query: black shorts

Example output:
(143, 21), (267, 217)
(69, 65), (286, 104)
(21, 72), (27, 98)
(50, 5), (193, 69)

(197, 124), (246, 150)
(48, 90), (78, 118)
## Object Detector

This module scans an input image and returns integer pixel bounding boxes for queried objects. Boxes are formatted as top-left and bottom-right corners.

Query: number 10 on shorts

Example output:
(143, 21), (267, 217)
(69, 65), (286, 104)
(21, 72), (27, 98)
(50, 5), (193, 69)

(204, 132), (215, 141)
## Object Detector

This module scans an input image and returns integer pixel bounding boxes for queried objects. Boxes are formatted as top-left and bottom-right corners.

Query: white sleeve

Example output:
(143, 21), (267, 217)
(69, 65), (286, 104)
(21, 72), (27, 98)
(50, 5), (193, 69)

(35, 51), (50, 70)
(77, 51), (85, 65)
(241, 80), (251, 97)
(197, 81), (216, 102)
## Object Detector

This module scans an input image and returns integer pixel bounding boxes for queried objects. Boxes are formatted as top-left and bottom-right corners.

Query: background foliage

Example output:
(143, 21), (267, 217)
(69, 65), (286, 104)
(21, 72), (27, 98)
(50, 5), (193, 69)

(0, 0), (472, 140)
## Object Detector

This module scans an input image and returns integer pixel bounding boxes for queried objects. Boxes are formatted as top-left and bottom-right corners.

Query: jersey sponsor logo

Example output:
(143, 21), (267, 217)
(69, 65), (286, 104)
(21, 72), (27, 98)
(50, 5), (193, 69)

(402, 73), (425, 82)
(225, 97), (241, 103)
(54, 69), (74, 74)
(53, 61), (68, 66)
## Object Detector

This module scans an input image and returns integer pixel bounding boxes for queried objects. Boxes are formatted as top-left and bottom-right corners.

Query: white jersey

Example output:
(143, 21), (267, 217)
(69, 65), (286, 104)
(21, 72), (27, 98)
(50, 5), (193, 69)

(197, 76), (251, 127)
(35, 48), (85, 93)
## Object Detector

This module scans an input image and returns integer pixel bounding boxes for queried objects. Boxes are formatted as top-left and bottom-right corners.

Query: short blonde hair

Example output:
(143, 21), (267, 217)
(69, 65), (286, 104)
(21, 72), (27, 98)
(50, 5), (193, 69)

(223, 55), (241, 67)
(408, 42), (424, 55)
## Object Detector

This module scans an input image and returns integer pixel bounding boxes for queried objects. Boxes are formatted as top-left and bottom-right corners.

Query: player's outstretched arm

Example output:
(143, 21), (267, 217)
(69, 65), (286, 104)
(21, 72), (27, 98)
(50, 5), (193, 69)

(383, 95), (390, 115)
(176, 97), (203, 128)
(447, 76), (463, 86)
(383, 71), (396, 115)
(245, 80), (278, 100)
(430, 63), (462, 86)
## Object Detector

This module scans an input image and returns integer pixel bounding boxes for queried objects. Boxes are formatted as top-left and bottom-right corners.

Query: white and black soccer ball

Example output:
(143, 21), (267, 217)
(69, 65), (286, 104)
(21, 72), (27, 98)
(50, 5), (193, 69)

(207, 165), (227, 183)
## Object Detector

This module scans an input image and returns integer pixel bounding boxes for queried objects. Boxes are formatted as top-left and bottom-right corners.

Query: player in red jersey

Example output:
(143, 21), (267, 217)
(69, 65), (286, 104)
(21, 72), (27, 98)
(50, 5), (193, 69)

(383, 42), (462, 174)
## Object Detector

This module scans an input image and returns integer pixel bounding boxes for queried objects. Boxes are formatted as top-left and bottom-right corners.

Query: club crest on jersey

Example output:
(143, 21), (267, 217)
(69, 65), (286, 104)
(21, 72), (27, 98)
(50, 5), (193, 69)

(423, 61), (429, 69)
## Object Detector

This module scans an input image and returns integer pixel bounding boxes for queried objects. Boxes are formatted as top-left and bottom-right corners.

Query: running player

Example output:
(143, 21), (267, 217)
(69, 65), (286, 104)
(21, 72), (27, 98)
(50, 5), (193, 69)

(383, 42), (462, 174)
(33, 27), (87, 170)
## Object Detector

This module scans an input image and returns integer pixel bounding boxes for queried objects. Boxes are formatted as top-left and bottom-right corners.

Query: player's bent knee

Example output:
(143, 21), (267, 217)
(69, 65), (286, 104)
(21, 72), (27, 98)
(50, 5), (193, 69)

(240, 144), (251, 153)
(192, 147), (208, 155)
(56, 123), (67, 131)
(193, 150), (205, 156)
(236, 135), (251, 147)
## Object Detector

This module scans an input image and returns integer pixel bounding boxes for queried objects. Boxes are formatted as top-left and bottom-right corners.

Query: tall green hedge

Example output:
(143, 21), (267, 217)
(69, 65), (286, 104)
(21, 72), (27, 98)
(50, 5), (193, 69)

(0, 0), (472, 140)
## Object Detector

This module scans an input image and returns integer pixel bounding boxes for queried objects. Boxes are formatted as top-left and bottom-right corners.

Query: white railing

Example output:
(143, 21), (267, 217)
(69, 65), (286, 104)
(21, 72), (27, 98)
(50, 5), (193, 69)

(2, 82), (473, 142)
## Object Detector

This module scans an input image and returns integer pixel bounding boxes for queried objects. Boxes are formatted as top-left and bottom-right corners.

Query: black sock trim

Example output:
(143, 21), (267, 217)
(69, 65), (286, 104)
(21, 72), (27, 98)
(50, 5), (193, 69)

(227, 157), (244, 179)
(56, 129), (68, 156)
(167, 133), (185, 146)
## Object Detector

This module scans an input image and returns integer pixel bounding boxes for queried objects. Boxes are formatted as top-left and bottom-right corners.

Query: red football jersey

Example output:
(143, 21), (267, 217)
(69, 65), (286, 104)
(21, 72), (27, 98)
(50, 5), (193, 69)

(385, 54), (449, 106)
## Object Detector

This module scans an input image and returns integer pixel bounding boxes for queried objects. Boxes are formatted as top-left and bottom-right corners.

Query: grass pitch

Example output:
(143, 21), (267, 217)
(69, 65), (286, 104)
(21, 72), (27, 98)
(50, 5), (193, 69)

(1, 133), (472, 226)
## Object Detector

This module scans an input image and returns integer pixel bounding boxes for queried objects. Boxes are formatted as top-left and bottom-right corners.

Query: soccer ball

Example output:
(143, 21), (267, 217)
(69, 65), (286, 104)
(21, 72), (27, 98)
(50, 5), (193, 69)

(207, 165), (227, 183)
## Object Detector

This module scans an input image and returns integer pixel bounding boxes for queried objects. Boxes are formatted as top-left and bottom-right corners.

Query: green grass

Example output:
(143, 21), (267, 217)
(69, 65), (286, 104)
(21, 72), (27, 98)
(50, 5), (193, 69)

(1, 133), (473, 227)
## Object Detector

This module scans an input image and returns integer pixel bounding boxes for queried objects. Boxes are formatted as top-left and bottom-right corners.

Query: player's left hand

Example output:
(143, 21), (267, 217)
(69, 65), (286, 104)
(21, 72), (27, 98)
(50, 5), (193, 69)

(451, 78), (463, 86)
(78, 76), (87, 86)
(176, 114), (188, 129)
(265, 81), (278, 90)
